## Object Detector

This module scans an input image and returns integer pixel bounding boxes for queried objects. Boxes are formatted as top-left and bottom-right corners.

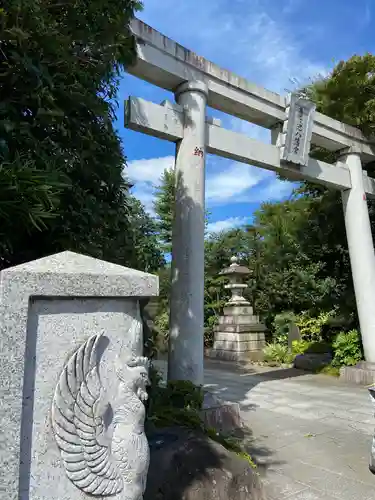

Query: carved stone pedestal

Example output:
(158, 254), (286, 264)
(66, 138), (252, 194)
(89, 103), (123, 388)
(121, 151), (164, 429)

(0, 251), (158, 500)
(208, 304), (266, 362)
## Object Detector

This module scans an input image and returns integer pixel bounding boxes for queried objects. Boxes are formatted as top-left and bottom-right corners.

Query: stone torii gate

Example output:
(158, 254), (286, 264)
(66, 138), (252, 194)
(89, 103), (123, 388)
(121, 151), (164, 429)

(125, 19), (375, 385)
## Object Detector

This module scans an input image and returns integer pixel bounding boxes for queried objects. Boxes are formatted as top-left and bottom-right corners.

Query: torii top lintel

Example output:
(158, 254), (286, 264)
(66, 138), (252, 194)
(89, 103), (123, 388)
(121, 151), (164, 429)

(128, 18), (375, 164)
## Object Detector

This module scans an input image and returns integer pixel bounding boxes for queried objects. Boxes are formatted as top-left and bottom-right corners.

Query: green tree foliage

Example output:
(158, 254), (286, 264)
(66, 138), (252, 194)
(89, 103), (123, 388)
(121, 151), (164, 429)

(296, 54), (375, 323)
(305, 54), (375, 137)
(0, 157), (65, 263)
(250, 196), (345, 323)
(126, 197), (165, 272)
(201, 187), (356, 335)
(153, 169), (175, 254)
(153, 168), (210, 254)
(0, 0), (162, 272)
(205, 228), (254, 275)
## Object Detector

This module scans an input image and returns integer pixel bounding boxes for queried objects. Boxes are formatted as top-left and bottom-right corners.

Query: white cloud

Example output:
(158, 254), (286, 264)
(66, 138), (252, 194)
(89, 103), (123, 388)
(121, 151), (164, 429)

(125, 156), (174, 184)
(255, 178), (295, 202)
(206, 163), (265, 204)
(125, 156), (175, 215)
(206, 217), (251, 234)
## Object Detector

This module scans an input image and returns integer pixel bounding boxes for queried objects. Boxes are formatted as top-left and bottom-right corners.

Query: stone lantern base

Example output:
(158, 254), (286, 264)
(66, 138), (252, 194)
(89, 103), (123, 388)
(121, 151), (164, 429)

(206, 304), (266, 362)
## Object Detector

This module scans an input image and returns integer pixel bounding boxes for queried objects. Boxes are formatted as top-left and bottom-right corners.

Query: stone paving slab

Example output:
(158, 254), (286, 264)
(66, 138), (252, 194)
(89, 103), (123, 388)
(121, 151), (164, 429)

(283, 488), (338, 500)
(261, 471), (307, 499)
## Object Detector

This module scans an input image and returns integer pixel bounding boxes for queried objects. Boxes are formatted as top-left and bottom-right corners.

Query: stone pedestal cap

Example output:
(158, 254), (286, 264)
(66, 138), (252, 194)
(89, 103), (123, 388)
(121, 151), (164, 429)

(0, 250), (159, 298)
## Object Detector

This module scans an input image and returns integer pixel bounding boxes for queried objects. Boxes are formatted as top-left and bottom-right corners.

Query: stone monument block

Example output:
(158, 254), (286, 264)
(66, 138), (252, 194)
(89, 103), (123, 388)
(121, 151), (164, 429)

(287, 322), (301, 351)
(0, 251), (158, 500)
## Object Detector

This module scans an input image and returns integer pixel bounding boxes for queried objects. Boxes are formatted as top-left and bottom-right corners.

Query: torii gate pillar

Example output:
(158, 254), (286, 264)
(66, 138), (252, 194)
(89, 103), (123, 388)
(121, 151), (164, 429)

(341, 151), (375, 362)
(168, 81), (208, 385)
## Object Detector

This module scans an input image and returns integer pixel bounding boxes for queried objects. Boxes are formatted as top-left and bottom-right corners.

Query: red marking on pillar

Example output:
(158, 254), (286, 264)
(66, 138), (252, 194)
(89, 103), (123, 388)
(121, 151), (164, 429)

(363, 193), (367, 201)
(193, 147), (204, 158)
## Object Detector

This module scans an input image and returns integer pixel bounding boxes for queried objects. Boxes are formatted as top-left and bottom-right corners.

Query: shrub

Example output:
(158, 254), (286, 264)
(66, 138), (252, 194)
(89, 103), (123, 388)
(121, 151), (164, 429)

(319, 364), (340, 377)
(155, 310), (169, 337)
(332, 329), (363, 367)
(291, 339), (311, 355)
(291, 340), (332, 355)
(204, 315), (218, 348)
(146, 371), (204, 432)
(145, 366), (256, 466)
(154, 310), (169, 353)
(306, 341), (332, 354)
(295, 311), (332, 342)
(263, 343), (294, 365)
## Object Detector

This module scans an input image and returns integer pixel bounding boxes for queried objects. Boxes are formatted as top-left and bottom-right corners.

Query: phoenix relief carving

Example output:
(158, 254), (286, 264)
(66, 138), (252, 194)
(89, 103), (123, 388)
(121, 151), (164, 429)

(51, 333), (150, 499)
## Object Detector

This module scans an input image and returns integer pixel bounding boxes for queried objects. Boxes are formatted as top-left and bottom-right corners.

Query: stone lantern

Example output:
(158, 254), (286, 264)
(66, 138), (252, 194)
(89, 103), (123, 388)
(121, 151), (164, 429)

(221, 256), (251, 306)
(206, 255), (266, 362)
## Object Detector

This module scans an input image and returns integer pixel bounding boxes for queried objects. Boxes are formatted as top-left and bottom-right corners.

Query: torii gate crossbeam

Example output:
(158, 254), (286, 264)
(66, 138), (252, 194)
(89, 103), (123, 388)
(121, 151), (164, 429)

(125, 19), (375, 384)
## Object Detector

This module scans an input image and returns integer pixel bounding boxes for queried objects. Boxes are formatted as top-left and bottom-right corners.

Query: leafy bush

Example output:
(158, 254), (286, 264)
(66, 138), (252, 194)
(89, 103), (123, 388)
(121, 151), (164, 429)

(271, 310), (335, 350)
(291, 340), (332, 355)
(272, 311), (297, 346)
(319, 364), (340, 377)
(332, 329), (363, 367)
(155, 310), (169, 337)
(295, 311), (332, 342)
(146, 370), (204, 432)
(291, 339), (311, 355)
(154, 310), (169, 353)
(263, 343), (294, 365)
(146, 366), (256, 466)
(204, 315), (218, 348)
(306, 341), (332, 354)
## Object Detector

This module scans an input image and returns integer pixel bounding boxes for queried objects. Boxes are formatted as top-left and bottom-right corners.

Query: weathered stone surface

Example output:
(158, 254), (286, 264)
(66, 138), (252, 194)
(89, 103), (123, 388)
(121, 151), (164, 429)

(201, 392), (242, 433)
(214, 339), (264, 352)
(215, 332), (265, 342)
(219, 315), (261, 325)
(223, 305), (254, 316)
(145, 427), (266, 500)
(294, 352), (332, 371)
(206, 347), (264, 362)
(216, 324), (267, 333)
(340, 362), (375, 385)
(287, 322), (301, 350)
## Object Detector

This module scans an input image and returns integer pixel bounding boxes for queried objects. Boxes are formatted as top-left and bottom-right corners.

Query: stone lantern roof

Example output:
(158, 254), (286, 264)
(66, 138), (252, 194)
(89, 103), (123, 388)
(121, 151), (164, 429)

(219, 255), (250, 276)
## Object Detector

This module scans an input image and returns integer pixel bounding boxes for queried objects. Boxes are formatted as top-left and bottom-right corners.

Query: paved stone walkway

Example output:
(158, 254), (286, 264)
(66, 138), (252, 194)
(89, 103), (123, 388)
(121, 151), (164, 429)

(155, 359), (375, 500)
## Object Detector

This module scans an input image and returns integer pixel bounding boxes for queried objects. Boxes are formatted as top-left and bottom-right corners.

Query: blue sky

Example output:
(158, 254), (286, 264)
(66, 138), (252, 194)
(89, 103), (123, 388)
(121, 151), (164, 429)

(115, 0), (374, 233)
